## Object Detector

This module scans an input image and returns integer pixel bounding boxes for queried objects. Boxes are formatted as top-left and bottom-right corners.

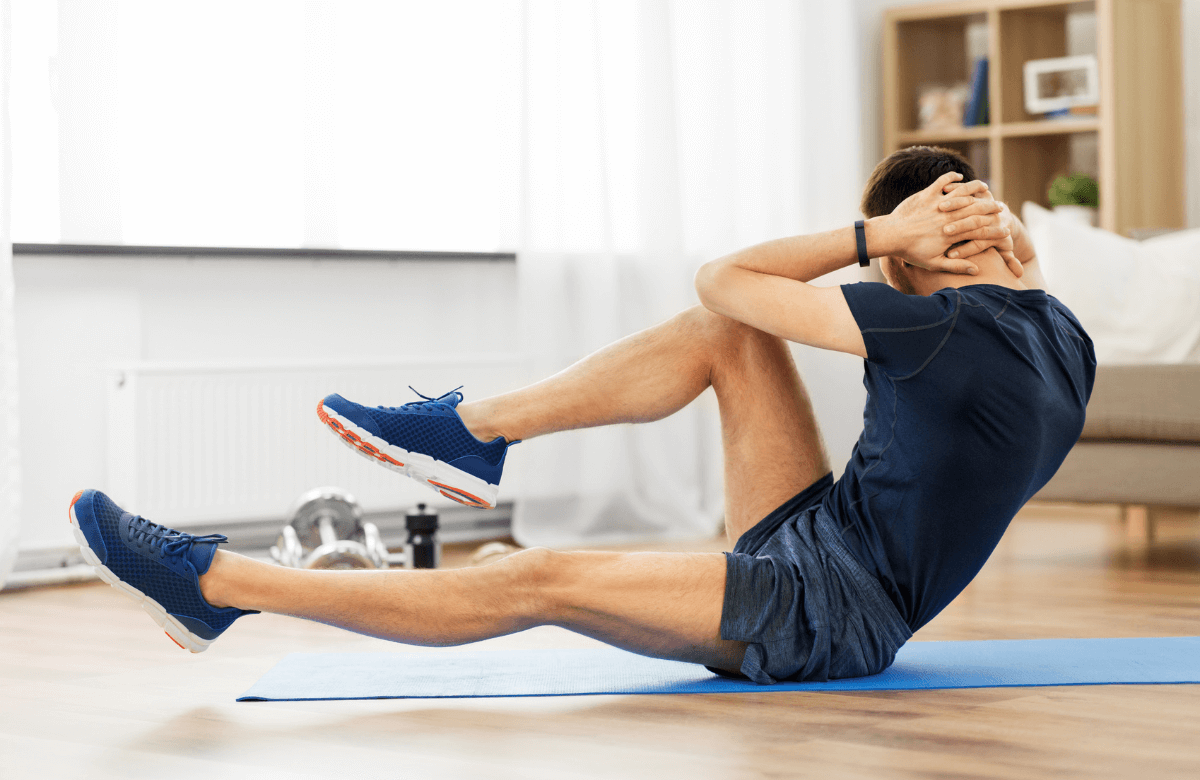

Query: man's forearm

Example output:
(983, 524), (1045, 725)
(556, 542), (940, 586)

(703, 220), (894, 284)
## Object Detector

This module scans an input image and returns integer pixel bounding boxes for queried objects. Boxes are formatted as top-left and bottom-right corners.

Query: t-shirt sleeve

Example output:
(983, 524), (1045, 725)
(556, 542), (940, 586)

(840, 282), (960, 378)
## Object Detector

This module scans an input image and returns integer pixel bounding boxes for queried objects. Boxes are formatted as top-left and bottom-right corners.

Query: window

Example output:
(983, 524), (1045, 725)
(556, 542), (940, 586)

(11, 1), (522, 252)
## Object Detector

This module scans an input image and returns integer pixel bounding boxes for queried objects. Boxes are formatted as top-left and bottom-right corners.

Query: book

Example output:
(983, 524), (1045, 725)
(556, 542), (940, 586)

(962, 58), (989, 127)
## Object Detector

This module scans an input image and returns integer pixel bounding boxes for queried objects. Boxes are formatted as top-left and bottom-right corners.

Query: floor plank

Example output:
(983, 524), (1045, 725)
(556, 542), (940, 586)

(1, 503), (1198, 779)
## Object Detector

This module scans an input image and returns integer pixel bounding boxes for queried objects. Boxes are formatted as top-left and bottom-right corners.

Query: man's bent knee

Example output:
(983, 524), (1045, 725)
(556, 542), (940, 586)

(678, 306), (785, 369)
(489, 546), (560, 624)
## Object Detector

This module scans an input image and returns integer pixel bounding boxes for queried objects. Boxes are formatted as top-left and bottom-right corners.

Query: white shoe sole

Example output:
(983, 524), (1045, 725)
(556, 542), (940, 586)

(317, 400), (500, 509)
(69, 492), (213, 653)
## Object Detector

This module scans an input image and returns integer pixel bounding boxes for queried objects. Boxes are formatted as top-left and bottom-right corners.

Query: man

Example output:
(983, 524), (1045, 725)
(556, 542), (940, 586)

(69, 146), (1094, 683)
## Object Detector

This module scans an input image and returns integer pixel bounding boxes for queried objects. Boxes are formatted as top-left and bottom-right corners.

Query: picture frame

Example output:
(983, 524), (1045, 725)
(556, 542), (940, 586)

(1023, 54), (1100, 115)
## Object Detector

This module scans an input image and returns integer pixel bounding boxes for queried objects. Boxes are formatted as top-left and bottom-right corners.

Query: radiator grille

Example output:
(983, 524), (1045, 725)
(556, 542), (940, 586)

(107, 357), (525, 526)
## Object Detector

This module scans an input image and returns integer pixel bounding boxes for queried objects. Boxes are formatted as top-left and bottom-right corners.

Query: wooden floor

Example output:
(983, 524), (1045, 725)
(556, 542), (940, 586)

(2, 504), (1199, 779)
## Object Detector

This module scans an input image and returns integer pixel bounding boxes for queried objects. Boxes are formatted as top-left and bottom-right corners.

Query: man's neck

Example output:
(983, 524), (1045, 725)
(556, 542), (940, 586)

(916, 272), (1026, 296)
(913, 251), (1026, 296)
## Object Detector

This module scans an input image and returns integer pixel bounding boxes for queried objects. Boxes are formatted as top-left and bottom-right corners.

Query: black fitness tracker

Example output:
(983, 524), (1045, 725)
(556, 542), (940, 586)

(854, 220), (870, 267)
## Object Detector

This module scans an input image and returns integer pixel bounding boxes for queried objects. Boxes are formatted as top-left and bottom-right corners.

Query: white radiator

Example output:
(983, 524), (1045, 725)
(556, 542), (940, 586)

(106, 356), (526, 526)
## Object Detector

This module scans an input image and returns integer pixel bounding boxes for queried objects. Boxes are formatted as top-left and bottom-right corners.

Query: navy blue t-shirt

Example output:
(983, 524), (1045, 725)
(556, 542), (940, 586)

(828, 282), (1096, 632)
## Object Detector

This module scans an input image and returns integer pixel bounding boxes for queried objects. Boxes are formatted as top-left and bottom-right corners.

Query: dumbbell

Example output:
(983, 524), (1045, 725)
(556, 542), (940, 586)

(270, 487), (441, 570)
(271, 487), (386, 569)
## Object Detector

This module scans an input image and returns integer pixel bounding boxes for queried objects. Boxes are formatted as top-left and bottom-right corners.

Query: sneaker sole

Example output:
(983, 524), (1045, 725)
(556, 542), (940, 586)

(68, 491), (213, 654)
(316, 400), (498, 509)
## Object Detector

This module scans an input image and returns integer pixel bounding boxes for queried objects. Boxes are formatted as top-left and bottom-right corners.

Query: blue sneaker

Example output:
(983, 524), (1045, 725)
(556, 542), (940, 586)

(317, 387), (515, 509)
(68, 489), (256, 653)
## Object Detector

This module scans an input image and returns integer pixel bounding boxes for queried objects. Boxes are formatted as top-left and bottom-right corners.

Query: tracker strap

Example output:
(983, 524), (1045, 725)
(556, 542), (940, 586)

(854, 220), (870, 267)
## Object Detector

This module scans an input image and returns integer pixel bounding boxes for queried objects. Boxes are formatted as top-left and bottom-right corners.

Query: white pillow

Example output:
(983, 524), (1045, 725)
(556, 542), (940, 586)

(1022, 202), (1200, 364)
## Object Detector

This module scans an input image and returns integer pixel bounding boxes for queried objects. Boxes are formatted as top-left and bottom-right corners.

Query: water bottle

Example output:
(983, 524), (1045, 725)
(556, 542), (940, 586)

(404, 503), (440, 569)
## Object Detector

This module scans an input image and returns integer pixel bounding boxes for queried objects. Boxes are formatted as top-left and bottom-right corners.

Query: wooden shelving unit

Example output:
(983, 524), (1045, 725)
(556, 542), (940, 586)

(881, 0), (1184, 236)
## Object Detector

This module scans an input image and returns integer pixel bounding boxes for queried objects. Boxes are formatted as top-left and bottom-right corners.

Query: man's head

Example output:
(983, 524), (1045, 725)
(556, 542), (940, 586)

(861, 146), (978, 294)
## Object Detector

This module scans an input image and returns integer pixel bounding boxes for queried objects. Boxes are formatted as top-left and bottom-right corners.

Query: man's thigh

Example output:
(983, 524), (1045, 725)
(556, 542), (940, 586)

(709, 318), (831, 544)
(543, 548), (746, 674)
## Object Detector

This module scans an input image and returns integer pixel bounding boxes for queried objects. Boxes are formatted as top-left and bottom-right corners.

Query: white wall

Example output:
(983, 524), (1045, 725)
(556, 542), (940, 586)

(856, 0), (1200, 228)
(14, 255), (518, 549)
(15, 254), (873, 553)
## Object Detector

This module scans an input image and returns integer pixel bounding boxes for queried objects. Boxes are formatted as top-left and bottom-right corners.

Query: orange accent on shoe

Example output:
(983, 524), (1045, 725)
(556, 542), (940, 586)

(165, 632), (186, 650)
(319, 399), (406, 467)
(438, 489), (475, 506)
(68, 490), (84, 523)
(430, 480), (491, 508)
(317, 400), (345, 430)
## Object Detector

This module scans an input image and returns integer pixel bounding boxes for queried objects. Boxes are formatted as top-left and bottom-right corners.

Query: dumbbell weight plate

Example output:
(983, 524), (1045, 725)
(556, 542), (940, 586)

(288, 486), (363, 549)
(304, 540), (379, 570)
(270, 524), (305, 568)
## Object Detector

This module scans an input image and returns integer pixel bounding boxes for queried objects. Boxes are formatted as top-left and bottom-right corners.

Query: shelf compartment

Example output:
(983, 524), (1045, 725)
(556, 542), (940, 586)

(997, 2), (1096, 124)
(890, 13), (988, 134)
(999, 131), (1098, 212)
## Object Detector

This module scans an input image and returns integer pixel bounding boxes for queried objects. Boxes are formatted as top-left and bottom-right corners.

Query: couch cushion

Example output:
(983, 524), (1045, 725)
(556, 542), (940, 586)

(1034, 440), (1200, 507)
(1023, 203), (1200, 363)
(1081, 365), (1200, 443)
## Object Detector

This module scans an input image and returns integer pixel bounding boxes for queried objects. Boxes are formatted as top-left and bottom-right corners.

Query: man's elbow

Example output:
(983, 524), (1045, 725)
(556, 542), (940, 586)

(694, 260), (726, 310)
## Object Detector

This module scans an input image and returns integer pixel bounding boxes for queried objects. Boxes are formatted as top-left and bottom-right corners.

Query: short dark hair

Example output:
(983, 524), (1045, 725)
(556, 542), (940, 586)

(860, 145), (978, 218)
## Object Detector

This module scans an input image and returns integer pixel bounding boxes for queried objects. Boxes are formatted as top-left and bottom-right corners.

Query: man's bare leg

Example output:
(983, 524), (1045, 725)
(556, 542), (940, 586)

(458, 305), (831, 541)
(201, 546), (746, 672)
(198, 305), (830, 672)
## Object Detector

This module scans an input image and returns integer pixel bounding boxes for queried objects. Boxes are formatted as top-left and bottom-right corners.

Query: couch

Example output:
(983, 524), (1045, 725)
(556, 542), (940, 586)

(1033, 364), (1200, 532)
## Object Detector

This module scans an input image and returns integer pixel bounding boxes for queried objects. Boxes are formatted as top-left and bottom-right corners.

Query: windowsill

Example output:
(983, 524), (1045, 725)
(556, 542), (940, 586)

(11, 243), (516, 262)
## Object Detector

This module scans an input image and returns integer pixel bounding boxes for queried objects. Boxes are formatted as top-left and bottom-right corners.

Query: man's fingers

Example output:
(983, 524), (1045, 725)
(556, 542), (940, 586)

(939, 191), (1000, 212)
(938, 195), (980, 212)
(944, 211), (1006, 236)
(950, 224), (1010, 244)
(943, 202), (1004, 232)
(942, 179), (990, 198)
(924, 256), (979, 276)
(929, 171), (964, 194)
(947, 230), (1014, 258)
(942, 179), (988, 195)
(944, 239), (1025, 280)
(947, 240), (982, 258)
(1001, 250), (1024, 278)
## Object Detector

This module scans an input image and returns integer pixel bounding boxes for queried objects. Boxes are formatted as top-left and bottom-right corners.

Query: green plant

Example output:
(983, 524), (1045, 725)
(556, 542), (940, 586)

(1048, 173), (1099, 208)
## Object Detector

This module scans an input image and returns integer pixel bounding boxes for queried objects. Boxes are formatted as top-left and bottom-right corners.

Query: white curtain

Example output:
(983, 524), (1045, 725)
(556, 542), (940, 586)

(0, 0), (21, 589)
(511, 0), (861, 546)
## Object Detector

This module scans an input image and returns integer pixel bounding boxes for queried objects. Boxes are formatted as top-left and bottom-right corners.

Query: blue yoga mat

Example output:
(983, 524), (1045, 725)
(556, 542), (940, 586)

(238, 636), (1200, 701)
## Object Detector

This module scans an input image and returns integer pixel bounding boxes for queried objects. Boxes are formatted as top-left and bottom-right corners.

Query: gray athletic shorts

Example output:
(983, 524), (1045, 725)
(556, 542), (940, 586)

(710, 473), (913, 684)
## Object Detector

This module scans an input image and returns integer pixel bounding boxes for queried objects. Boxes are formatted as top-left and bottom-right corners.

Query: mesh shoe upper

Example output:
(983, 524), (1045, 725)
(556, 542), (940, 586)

(322, 389), (514, 485)
(73, 490), (251, 640)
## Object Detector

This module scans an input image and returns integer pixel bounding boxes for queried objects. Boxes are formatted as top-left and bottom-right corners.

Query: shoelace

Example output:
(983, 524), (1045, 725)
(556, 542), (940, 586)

(381, 385), (465, 414)
(127, 515), (228, 559)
